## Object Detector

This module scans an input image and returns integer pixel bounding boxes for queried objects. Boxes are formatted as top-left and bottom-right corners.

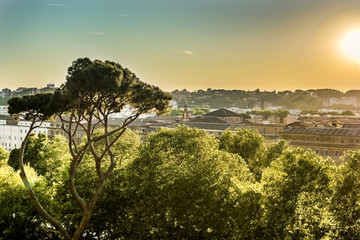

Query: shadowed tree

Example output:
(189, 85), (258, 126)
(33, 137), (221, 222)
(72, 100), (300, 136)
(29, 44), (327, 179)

(7, 58), (171, 240)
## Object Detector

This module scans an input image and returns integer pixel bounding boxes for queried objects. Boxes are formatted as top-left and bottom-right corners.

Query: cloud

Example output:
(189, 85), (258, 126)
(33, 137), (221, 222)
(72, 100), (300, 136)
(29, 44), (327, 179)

(120, 14), (130, 17)
(182, 50), (194, 55)
(88, 31), (106, 36)
(46, 3), (71, 7)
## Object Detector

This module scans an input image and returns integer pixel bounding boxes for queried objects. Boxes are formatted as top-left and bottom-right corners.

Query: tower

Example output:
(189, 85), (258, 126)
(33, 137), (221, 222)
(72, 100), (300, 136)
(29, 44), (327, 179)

(181, 103), (190, 122)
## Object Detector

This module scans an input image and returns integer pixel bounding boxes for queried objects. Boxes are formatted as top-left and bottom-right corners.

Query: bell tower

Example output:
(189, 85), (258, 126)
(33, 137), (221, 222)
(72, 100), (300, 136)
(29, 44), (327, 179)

(181, 103), (190, 122)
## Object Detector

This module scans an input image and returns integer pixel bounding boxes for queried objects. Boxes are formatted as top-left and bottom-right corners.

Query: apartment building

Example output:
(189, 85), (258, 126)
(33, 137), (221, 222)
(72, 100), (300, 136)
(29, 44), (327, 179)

(0, 117), (50, 151)
(280, 127), (360, 163)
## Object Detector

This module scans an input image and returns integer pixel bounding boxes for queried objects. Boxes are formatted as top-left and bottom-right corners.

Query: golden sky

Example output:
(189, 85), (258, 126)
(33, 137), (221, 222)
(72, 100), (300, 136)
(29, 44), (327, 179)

(1, 0), (360, 92)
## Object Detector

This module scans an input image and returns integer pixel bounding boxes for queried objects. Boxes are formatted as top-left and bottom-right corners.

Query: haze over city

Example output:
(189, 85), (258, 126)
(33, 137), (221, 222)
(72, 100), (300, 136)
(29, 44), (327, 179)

(2, 0), (360, 92)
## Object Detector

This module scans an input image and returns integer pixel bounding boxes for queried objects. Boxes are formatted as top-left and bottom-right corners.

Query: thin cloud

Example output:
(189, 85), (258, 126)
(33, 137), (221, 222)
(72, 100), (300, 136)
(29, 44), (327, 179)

(46, 3), (71, 7)
(120, 14), (131, 17)
(88, 31), (106, 36)
(182, 50), (194, 55)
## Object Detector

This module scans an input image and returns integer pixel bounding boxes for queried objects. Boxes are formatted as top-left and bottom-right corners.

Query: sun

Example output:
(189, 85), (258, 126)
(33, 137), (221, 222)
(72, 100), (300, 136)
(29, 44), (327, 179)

(341, 29), (360, 61)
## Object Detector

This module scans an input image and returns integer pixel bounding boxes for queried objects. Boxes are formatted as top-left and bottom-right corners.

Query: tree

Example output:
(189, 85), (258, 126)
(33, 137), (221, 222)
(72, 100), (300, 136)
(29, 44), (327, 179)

(190, 107), (211, 115)
(0, 146), (9, 166)
(341, 110), (356, 116)
(7, 58), (171, 240)
(219, 128), (266, 180)
(275, 110), (290, 123)
(260, 147), (336, 239)
(331, 151), (360, 238)
(8, 133), (48, 173)
(0, 163), (61, 239)
(68, 129), (141, 238)
(124, 126), (260, 239)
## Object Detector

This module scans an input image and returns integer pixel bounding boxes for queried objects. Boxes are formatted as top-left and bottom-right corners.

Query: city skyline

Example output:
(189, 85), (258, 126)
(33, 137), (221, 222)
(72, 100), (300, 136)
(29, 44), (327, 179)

(2, 0), (360, 92)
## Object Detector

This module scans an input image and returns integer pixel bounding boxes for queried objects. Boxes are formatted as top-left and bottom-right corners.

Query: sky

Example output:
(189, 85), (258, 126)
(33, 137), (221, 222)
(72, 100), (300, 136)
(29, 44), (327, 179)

(2, 0), (360, 92)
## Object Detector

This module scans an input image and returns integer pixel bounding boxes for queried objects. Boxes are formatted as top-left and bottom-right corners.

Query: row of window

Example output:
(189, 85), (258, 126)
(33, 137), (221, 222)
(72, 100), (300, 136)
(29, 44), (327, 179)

(0, 136), (22, 140)
(1, 142), (17, 148)
(284, 135), (360, 144)
(314, 149), (339, 157)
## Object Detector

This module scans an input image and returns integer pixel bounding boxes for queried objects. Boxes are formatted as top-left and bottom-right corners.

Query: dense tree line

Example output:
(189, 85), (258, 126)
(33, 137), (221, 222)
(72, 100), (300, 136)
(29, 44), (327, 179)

(2, 126), (360, 239)
(171, 88), (360, 110)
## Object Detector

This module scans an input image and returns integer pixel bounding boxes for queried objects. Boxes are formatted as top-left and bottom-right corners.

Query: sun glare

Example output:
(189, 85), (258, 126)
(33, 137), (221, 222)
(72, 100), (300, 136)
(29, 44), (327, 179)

(341, 29), (360, 61)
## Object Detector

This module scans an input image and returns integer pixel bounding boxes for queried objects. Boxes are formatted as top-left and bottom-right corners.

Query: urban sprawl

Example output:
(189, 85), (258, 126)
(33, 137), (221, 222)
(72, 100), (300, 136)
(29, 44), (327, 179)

(1, 85), (360, 162)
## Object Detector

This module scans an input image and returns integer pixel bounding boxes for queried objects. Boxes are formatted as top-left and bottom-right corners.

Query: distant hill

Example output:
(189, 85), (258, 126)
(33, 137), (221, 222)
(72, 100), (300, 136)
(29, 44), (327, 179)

(171, 88), (360, 110)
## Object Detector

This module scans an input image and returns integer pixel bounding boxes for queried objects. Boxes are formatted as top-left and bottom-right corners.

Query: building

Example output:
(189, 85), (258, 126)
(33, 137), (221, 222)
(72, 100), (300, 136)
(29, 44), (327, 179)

(0, 117), (50, 151)
(280, 127), (360, 163)
(0, 106), (9, 116)
(244, 122), (286, 141)
(202, 108), (244, 124)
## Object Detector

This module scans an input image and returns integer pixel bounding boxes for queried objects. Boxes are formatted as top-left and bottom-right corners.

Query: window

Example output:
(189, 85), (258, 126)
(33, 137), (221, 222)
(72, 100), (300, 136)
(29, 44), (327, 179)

(334, 150), (339, 157)
(325, 150), (329, 156)
(263, 127), (266, 135)
(315, 149), (319, 155)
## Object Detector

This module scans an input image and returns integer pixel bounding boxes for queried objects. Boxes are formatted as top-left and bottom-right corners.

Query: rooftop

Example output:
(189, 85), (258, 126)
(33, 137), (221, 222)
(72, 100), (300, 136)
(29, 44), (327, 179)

(203, 108), (240, 117)
(281, 127), (360, 137)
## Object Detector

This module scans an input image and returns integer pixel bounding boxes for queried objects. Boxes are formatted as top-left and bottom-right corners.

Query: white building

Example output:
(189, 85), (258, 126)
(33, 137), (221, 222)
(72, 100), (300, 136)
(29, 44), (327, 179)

(0, 105), (9, 116)
(0, 117), (50, 151)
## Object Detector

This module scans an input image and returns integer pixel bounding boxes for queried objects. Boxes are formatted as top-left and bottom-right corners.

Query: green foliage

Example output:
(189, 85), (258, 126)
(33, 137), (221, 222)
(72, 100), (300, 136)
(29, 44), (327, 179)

(163, 108), (183, 116)
(0, 164), (61, 239)
(163, 107), (211, 116)
(123, 126), (260, 239)
(190, 107), (211, 115)
(245, 109), (289, 122)
(63, 58), (171, 115)
(0, 146), (9, 166)
(331, 151), (360, 238)
(247, 110), (273, 120)
(8, 134), (70, 181)
(8, 93), (55, 120)
(46, 129), (141, 237)
(0, 96), (10, 105)
(8, 58), (172, 121)
(8, 133), (48, 173)
(341, 110), (355, 116)
(219, 128), (266, 180)
(260, 147), (336, 239)
(301, 109), (355, 116)
(6, 58), (171, 240)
